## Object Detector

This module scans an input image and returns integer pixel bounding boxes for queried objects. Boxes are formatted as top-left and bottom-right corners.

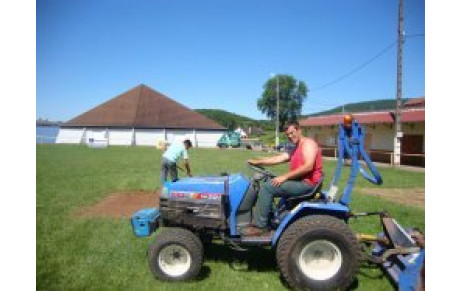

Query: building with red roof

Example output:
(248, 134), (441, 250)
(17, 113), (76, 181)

(56, 84), (227, 147)
(298, 98), (425, 166)
(403, 97), (425, 109)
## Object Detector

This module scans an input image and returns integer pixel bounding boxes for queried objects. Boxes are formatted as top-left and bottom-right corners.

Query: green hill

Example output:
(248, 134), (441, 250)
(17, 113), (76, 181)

(195, 109), (274, 130)
(303, 98), (409, 117)
(196, 98), (419, 131)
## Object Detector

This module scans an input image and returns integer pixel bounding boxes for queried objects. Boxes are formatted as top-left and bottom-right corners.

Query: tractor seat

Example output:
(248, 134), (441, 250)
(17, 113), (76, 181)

(285, 176), (324, 204)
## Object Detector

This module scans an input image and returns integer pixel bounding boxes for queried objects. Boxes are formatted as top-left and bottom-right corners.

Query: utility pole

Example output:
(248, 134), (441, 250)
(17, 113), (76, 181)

(275, 75), (280, 148)
(394, 0), (404, 166)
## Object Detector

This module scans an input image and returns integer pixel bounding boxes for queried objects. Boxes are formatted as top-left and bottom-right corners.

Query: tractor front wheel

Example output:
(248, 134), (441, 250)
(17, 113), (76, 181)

(276, 215), (360, 290)
(148, 228), (203, 281)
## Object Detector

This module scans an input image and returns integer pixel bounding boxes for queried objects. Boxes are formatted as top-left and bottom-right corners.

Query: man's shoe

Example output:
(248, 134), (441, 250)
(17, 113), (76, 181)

(241, 225), (270, 236)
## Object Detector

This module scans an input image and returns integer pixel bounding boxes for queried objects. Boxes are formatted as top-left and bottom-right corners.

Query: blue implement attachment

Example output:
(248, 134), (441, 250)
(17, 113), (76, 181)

(398, 249), (425, 291)
(326, 120), (382, 205)
(131, 208), (161, 237)
(365, 213), (425, 290)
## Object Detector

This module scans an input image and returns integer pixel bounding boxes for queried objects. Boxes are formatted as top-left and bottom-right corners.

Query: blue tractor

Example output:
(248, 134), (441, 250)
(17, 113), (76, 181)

(131, 118), (425, 290)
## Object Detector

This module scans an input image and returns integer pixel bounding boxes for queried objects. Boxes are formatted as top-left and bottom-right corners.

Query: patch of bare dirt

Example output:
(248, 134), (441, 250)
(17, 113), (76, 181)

(359, 188), (425, 209)
(75, 191), (159, 218)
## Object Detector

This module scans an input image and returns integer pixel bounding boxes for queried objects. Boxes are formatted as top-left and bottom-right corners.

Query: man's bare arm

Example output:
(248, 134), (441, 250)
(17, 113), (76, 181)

(248, 152), (290, 166)
(184, 159), (192, 177)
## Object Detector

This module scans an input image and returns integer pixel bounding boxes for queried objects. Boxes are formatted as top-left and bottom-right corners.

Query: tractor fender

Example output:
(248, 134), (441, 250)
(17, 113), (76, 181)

(271, 202), (350, 247)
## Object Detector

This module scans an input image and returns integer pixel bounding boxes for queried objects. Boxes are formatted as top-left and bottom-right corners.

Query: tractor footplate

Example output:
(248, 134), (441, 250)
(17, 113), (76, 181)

(240, 235), (272, 245)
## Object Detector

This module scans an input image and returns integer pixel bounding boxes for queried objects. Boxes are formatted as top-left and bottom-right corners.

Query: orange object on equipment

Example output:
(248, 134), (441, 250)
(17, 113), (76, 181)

(344, 114), (353, 128)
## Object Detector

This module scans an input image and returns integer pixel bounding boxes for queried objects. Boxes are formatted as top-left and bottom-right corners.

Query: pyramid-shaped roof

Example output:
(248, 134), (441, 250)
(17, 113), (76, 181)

(63, 84), (226, 130)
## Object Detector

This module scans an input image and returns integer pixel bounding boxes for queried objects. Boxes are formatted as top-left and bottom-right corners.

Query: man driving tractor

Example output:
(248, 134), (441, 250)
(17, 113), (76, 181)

(244, 120), (323, 236)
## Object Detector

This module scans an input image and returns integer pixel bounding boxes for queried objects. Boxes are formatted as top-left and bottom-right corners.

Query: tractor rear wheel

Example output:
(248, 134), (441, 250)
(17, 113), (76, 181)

(276, 215), (360, 290)
(148, 228), (203, 281)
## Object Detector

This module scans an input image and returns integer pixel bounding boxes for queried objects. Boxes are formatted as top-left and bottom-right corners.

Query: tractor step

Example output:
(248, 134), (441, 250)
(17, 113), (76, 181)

(240, 234), (273, 245)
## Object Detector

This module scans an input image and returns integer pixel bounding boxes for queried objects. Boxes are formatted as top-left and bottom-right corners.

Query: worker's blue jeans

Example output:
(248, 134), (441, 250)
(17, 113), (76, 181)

(253, 179), (315, 229)
(161, 157), (178, 184)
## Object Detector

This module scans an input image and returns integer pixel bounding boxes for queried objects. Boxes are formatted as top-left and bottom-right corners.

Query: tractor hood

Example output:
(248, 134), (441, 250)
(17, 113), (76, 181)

(162, 173), (250, 202)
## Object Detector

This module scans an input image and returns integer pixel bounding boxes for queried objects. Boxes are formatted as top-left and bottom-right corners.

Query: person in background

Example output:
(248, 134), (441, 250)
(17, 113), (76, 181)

(244, 120), (323, 236)
(161, 139), (193, 183)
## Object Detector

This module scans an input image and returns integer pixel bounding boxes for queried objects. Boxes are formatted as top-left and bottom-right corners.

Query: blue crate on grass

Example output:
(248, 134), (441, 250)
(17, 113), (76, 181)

(131, 208), (161, 237)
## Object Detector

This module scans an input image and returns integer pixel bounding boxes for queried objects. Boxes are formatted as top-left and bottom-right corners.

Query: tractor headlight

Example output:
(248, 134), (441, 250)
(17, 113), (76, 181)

(161, 186), (169, 198)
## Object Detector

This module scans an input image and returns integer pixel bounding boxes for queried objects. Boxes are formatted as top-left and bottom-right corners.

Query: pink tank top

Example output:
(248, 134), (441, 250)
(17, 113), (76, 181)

(289, 139), (323, 185)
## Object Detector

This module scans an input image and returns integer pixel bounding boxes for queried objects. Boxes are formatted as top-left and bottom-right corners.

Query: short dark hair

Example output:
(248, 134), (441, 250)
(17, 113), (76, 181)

(284, 120), (300, 131)
(184, 139), (192, 148)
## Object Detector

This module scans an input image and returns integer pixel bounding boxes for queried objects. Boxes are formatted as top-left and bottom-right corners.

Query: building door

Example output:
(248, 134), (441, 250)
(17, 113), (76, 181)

(402, 135), (424, 154)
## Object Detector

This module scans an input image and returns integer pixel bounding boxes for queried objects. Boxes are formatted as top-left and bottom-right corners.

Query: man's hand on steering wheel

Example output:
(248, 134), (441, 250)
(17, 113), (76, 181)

(247, 160), (276, 178)
(247, 159), (260, 166)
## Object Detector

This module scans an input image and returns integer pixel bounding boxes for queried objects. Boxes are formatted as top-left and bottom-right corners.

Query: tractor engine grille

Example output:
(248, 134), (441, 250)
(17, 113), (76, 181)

(160, 196), (227, 229)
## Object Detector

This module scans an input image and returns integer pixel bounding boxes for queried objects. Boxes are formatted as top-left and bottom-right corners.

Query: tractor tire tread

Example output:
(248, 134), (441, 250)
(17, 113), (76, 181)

(148, 227), (203, 281)
(276, 215), (360, 291)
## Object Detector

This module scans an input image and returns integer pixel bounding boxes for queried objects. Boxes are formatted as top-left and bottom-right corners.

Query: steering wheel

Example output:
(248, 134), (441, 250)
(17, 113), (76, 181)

(247, 162), (276, 178)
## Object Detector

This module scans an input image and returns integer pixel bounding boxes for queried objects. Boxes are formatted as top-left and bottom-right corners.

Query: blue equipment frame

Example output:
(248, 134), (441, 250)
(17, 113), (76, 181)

(333, 120), (382, 206)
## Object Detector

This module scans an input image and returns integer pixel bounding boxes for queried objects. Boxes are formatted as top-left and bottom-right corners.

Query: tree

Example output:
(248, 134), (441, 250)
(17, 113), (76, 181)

(257, 74), (308, 131)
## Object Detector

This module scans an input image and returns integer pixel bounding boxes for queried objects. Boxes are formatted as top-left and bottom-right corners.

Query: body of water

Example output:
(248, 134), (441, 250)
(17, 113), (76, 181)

(36, 126), (60, 143)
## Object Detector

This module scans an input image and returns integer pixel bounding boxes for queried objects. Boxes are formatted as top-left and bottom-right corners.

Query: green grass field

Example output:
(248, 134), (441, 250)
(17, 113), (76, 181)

(37, 145), (424, 290)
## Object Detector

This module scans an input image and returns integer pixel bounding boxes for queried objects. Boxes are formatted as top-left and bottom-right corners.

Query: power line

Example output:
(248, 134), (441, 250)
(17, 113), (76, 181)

(308, 34), (424, 92)
(309, 41), (397, 92)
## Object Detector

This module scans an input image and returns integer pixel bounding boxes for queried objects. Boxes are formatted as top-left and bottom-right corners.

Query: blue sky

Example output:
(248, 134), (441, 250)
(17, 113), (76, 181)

(36, 0), (425, 121)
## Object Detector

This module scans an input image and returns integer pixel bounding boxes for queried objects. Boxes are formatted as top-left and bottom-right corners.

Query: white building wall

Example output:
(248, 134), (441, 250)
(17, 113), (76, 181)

(108, 129), (133, 146)
(55, 127), (226, 148)
(56, 128), (84, 144)
(165, 129), (225, 148)
(364, 123), (425, 151)
(166, 130), (193, 145)
(196, 130), (226, 148)
(305, 127), (338, 147)
(84, 128), (108, 144)
(134, 129), (224, 148)
(135, 129), (165, 146)
(364, 124), (394, 151)
(402, 122), (425, 134)
(305, 122), (425, 152)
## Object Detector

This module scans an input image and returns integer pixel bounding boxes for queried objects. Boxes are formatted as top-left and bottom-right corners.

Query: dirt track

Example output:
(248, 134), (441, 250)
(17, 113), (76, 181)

(75, 191), (159, 218)
(359, 188), (425, 209)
